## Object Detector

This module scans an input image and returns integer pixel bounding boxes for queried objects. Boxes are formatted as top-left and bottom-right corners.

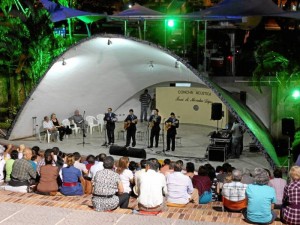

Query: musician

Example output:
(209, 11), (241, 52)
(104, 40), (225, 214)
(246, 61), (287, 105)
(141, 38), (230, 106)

(165, 112), (179, 152)
(104, 108), (117, 145)
(148, 108), (161, 148)
(230, 119), (245, 159)
(124, 109), (138, 148)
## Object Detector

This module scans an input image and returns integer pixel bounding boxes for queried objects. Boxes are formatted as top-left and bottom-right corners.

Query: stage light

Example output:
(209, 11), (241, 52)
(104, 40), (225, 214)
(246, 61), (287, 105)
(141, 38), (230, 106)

(167, 19), (174, 28)
(62, 58), (66, 66)
(292, 90), (300, 99)
(107, 38), (112, 45)
(128, 4), (132, 8)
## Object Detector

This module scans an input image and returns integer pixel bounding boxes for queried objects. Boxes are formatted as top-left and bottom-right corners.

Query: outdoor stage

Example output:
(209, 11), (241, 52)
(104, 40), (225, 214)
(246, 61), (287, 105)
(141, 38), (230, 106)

(1, 123), (270, 171)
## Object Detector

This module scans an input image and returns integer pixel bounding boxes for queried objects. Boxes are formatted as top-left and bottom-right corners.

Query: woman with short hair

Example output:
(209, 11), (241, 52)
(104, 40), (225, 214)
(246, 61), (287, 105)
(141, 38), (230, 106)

(116, 157), (134, 195)
(281, 166), (300, 225)
(243, 168), (277, 224)
(192, 166), (212, 204)
(60, 154), (84, 196)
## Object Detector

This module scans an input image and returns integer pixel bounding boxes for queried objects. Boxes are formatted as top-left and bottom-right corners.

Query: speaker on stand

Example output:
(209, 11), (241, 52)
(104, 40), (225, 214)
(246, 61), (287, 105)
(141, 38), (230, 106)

(211, 103), (223, 131)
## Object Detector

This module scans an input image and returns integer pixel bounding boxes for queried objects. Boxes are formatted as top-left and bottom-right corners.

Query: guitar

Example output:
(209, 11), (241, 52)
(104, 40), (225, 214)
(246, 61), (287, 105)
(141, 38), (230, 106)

(165, 120), (178, 131)
(148, 115), (157, 128)
(124, 119), (138, 130)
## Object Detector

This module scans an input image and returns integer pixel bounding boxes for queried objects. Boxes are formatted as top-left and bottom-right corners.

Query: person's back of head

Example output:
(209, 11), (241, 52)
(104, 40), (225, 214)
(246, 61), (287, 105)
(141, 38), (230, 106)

(86, 155), (95, 164)
(66, 154), (75, 167)
(147, 159), (159, 171)
(98, 153), (107, 162)
(174, 160), (183, 172)
(186, 162), (195, 173)
(73, 152), (81, 161)
(10, 150), (19, 160)
(52, 147), (60, 155)
(198, 166), (208, 176)
(140, 159), (147, 169)
(273, 168), (283, 178)
(129, 161), (138, 172)
(163, 158), (171, 166)
(169, 161), (175, 170)
(253, 167), (270, 185)
(44, 151), (53, 165)
(103, 156), (114, 169)
(232, 169), (243, 182)
(23, 148), (33, 161)
(177, 160), (184, 168)
(32, 146), (40, 156)
(216, 165), (223, 173)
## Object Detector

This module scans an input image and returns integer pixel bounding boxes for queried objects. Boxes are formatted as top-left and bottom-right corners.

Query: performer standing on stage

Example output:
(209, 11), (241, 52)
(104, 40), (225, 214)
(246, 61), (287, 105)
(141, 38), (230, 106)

(148, 108), (161, 148)
(124, 109), (138, 148)
(104, 108), (117, 145)
(165, 112), (179, 152)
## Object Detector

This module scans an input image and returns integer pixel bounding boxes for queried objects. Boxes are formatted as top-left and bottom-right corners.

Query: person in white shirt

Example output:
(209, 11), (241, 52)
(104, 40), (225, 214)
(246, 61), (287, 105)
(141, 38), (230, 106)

(43, 116), (57, 141)
(166, 160), (196, 205)
(137, 159), (167, 212)
(116, 157), (134, 194)
(73, 152), (88, 175)
(0, 146), (6, 184)
(133, 159), (147, 196)
(89, 153), (106, 181)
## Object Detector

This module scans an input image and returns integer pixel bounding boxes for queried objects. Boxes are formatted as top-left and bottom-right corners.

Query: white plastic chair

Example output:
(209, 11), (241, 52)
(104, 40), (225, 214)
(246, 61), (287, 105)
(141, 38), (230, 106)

(96, 114), (105, 132)
(62, 119), (79, 136)
(86, 116), (99, 134)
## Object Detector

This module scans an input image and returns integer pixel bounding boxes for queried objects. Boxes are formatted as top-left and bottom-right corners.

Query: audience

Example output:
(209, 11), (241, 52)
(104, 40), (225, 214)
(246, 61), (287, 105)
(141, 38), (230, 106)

(73, 152), (88, 176)
(92, 156), (129, 211)
(5, 150), (18, 182)
(133, 159), (147, 196)
(241, 168), (254, 184)
(192, 166), (212, 204)
(36, 150), (59, 195)
(116, 157), (134, 196)
(160, 158), (171, 175)
(89, 153), (106, 181)
(60, 154), (84, 196)
(185, 162), (196, 179)
(85, 155), (95, 172)
(281, 166), (300, 225)
(243, 168), (277, 224)
(166, 160), (197, 205)
(0, 146), (5, 184)
(137, 159), (167, 212)
(268, 168), (286, 207)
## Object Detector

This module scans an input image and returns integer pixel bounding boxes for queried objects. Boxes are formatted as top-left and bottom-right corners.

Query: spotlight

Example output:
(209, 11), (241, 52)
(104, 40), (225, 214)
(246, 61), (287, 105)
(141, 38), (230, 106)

(149, 61), (154, 68)
(107, 38), (112, 45)
(62, 58), (66, 66)
(175, 60), (179, 68)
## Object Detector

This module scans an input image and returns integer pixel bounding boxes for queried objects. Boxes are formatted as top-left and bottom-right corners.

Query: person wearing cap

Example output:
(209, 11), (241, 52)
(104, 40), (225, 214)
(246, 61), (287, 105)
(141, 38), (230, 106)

(165, 112), (179, 152)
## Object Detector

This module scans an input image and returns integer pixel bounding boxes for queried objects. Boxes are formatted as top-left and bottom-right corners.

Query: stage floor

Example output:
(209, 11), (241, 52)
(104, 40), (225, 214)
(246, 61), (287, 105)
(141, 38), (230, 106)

(0, 123), (271, 171)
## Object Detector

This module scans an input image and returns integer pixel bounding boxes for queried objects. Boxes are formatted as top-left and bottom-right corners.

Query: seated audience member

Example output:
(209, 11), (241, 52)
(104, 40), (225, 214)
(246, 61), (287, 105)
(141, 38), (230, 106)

(3, 144), (13, 160)
(166, 160), (197, 205)
(17, 144), (26, 159)
(43, 116), (57, 141)
(215, 166), (223, 176)
(193, 166), (212, 204)
(281, 166), (300, 225)
(129, 161), (138, 175)
(116, 157), (134, 195)
(31, 146), (41, 162)
(0, 146), (5, 184)
(60, 154), (84, 196)
(52, 147), (64, 169)
(268, 168), (286, 207)
(243, 168), (277, 224)
(137, 159), (167, 212)
(133, 159), (147, 196)
(5, 150), (18, 182)
(73, 152), (88, 176)
(217, 163), (232, 183)
(85, 155), (95, 172)
(68, 109), (84, 129)
(36, 151), (59, 195)
(9, 148), (37, 187)
(89, 153), (106, 181)
(51, 113), (66, 141)
(92, 156), (129, 211)
(204, 164), (219, 202)
(241, 168), (254, 184)
(160, 159), (171, 175)
(222, 169), (248, 211)
(185, 162), (196, 179)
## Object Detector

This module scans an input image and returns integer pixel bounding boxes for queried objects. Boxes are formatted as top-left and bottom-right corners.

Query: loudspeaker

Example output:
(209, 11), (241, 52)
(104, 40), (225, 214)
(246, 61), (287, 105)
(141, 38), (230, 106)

(170, 83), (175, 87)
(282, 118), (295, 137)
(211, 103), (222, 120)
(208, 144), (226, 162)
(109, 145), (146, 159)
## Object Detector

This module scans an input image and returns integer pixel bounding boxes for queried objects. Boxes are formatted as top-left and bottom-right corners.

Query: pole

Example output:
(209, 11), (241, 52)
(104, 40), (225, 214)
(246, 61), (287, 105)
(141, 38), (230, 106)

(204, 20), (207, 72)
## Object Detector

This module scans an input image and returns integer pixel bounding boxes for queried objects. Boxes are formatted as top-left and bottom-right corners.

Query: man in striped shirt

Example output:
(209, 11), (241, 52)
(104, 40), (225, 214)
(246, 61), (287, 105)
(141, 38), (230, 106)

(139, 89), (152, 122)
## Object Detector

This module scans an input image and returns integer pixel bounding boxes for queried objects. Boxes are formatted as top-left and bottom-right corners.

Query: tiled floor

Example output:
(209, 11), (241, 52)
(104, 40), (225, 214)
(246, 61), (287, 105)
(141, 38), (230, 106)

(0, 190), (284, 225)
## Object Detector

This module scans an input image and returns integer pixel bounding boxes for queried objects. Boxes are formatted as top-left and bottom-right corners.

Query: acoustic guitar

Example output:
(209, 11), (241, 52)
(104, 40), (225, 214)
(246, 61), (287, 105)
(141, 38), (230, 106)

(124, 119), (138, 130)
(165, 120), (178, 131)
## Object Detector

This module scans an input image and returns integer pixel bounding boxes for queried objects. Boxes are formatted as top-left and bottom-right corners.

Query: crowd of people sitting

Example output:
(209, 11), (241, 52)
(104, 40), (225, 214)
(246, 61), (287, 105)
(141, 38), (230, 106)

(0, 143), (300, 224)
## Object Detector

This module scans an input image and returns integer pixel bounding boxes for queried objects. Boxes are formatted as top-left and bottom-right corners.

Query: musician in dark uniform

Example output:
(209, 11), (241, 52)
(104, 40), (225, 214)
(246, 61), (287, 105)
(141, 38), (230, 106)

(165, 112), (179, 151)
(124, 109), (138, 147)
(148, 108), (161, 148)
(104, 107), (117, 145)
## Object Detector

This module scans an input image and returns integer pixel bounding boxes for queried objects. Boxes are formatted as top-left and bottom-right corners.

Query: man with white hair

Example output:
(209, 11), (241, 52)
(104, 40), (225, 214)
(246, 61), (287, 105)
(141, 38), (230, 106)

(222, 169), (248, 202)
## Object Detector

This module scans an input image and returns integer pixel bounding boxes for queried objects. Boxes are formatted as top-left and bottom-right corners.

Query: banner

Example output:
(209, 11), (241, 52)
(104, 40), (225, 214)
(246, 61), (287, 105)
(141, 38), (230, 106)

(156, 87), (228, 127)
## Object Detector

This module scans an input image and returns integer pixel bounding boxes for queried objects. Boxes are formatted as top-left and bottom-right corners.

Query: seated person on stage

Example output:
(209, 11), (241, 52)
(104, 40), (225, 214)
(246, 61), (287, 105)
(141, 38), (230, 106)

(9, 148), (37, 188)
(166, 160), (198, 206)
(60, 154), (85, 196)
(92, 156), (129, 211)
(51, 113), (66, 141)
(68, 109), (84, 129)
(43, 116), (57, 142)
(137, 159), (167, 212)
(192, 166), (212, 204)
(36, 150), (59, 195)
(268, 168), (286, 208)
(222, 169), (248, 211)
(242, 168), (277, 224)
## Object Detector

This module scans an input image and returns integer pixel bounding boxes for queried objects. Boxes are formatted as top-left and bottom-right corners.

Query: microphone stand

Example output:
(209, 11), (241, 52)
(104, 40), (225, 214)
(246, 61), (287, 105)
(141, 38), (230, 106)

(77, 110), (90, 147)
(156, 118), (166, 155)
(102, 121), (109, 147)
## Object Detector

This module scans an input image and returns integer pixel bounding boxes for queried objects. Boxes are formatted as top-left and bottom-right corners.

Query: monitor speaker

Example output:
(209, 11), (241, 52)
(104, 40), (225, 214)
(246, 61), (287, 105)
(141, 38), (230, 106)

(109, 145), (146, 159)
(211, 103), (222, 120)
(282, 118), (295, 137)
